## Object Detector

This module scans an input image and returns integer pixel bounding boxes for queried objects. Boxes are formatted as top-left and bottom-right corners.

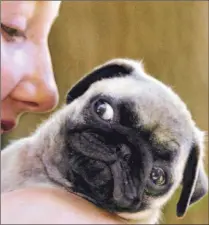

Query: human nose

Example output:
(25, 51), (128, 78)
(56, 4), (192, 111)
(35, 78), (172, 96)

(10, 46), (59, 113)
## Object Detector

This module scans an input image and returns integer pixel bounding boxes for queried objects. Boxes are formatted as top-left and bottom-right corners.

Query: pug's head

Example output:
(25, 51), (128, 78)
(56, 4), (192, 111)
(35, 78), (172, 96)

(38, 59), (208, 223)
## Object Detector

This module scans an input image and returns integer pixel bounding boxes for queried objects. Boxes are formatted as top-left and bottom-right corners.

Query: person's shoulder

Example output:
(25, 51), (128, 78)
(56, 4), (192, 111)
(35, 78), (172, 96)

(1, 187), (124, 224)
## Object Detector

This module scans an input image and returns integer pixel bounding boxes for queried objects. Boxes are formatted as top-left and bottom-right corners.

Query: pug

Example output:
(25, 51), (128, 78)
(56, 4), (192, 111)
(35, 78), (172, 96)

(1, 58), (208, 224)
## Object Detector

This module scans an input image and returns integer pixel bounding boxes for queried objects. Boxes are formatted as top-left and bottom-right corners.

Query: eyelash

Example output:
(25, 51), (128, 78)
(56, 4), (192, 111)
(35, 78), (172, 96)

(1, 23), (26, 42)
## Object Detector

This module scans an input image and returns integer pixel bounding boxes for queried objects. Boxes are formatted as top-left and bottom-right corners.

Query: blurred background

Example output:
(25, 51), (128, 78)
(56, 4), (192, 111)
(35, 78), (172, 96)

(2, 1), (208, 224)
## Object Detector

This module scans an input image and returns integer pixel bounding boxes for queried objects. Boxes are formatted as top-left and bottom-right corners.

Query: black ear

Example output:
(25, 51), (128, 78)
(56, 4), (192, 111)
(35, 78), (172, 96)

(66, 61), (133, 104)
(176, 139), (208, 217)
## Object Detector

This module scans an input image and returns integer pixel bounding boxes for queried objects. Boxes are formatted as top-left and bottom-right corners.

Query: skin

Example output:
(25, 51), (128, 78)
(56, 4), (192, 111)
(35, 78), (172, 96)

(1, 1), (124, 224)
(1, 187), (123, 224)
(1, 1), (60, 134)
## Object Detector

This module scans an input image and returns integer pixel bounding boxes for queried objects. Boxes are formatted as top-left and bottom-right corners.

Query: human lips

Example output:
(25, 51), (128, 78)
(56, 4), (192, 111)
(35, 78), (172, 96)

(1, 120), (16, 134)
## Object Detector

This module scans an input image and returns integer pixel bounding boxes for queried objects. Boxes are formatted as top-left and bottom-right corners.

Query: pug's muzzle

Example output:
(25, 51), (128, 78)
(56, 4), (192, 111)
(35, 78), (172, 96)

(62, 121), (151, 213)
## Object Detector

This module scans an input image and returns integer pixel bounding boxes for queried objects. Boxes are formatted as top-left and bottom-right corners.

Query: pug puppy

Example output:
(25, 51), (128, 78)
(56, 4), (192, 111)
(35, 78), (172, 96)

(1, 59), (208, 224)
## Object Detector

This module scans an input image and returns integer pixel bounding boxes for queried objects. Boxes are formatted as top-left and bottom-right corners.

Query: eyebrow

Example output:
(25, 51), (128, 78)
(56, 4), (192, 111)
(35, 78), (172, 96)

(152, 146), (178, 162)
(136, 128), (178, 161)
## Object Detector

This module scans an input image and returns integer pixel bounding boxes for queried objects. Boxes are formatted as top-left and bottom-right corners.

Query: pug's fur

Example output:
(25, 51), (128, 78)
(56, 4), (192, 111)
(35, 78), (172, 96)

(1, 59), (208, 224)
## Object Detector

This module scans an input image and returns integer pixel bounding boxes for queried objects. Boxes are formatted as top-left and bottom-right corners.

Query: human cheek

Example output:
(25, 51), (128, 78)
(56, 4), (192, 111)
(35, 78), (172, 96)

(1, 42), (21, 100)
(1, 40), (33, 101)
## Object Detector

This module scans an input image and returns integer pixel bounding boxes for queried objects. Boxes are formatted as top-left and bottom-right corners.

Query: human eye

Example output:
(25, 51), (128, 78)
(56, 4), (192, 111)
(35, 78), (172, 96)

(1, 23), (26, 42)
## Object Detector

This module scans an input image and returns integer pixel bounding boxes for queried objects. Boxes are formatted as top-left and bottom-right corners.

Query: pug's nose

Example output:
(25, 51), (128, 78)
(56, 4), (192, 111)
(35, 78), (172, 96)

(116, 144), (131, 161)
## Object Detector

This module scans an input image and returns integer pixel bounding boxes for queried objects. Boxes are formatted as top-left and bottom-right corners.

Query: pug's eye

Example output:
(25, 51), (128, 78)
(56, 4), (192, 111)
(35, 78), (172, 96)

(94, 100), (114, 121)
(150, 167), (166, 186)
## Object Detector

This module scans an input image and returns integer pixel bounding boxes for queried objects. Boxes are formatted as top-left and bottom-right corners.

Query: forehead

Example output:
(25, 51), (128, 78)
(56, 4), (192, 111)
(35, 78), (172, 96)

(1, 1), (60, 30)
(85, 74), (194, 150)
(1, 1), (35, 18)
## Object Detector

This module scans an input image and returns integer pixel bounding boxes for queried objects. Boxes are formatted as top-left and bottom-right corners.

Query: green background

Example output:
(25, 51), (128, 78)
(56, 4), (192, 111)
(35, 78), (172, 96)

(2, 1), (208, 224)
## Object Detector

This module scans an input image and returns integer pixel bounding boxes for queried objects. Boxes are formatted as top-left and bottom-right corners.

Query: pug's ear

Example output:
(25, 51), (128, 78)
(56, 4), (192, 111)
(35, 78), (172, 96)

(177, 131), (208, 217)
(66, 60), (133, 104)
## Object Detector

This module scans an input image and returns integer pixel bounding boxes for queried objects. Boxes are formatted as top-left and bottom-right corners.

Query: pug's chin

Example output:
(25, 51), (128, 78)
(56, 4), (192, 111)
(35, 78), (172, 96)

(117, 208), (161, 224)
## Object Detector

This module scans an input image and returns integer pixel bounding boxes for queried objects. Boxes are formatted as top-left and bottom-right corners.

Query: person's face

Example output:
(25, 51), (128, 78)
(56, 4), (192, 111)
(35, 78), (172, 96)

(1, 1), (61, 134)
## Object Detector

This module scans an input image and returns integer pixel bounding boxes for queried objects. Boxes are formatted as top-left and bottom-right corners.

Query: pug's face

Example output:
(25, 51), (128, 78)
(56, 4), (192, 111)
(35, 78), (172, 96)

(39, 59), (207, 222)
